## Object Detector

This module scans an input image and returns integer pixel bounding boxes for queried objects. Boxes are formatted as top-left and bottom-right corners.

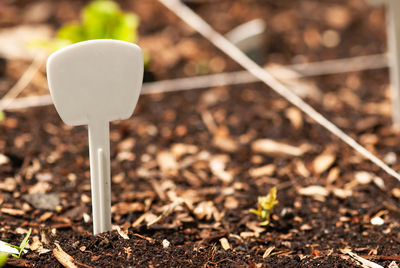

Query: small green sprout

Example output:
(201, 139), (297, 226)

(250, 187), (278, 226)
(5, 228), (32, 259)
(31, 0), (140, 52)
(0, 252), (8, 268)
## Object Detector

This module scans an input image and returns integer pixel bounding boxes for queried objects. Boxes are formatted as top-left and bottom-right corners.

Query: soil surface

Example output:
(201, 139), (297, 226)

(1, 0), (400, 267)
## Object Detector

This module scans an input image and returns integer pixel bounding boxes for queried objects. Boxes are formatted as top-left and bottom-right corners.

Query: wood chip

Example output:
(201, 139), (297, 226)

(298, 185), (329, 197)
(263, 246), (275, 258)
(300, 224), (312, 231)
(331, 187), (353, 199)
(392, 188), (400, 199)
(213, 135), (239, 153)
(162, 239), (170, 249)
(0, 154), (9, 165)
(117, 137), (135, 152)
(355, 171), (373, 185)
(373, 176), (386, 190)
(53, 243), (78, 268)
(39, 211), (53, 222)
(171, 143), (198, 159)
(285, 107), (303, 129)
(312, 152), (336, 174)
(194, 201), (216, 220)
(249, 164), (276, 178)
(0, 177), (16, 192)
(29, 236), (43, 251)
(111, 202), (144, 215)
(224, 196), (239, 209)
(240, 232), (256, 239)
(219, 237), (231, 250)
(252, 139), (305, 157)
(112, 225), (129, 240)
(157, 151), (178, 176)
(209, 155), (233, 183)
(246, 221), (266, 235)
(1, 207), (24, 216)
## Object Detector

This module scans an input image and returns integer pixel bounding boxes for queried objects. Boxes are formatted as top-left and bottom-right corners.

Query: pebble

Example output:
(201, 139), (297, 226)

(370, 216), (384, 226)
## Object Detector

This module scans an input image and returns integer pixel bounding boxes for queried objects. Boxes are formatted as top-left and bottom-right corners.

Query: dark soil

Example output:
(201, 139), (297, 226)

(1, 0), (400, 267)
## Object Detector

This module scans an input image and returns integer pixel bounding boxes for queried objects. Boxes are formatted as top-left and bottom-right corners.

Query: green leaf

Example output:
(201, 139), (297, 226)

(18, 228), (31, 254)
(6, 228), (32, 259)
(250, 187), (279, 226)
(57, 24), (85, 44)
(0, 252), (8, 267)
(82, 0), (121, 40)
(112, 13), (139, 42)
(31, 0), (142, 53)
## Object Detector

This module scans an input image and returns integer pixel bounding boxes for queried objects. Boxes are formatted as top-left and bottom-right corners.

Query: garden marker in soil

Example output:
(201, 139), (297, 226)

(368, 0), (400, 128)
(46, 40), (144, 234)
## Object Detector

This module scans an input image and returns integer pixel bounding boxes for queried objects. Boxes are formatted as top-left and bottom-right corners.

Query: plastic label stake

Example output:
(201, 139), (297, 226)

(368, 0), (400, 128)
(47, 40), (143, 234)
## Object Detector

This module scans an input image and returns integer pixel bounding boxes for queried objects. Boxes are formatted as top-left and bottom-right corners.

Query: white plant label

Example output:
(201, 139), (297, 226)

(47, 39), (143, 234)
(368, 0), (400, 127)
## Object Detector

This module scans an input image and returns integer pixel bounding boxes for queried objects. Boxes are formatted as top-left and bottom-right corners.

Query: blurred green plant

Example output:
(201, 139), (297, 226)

(0, 253), (8, 268)
(250, 187), (278, 226)
(5, 228), (32, 259)
(32, 0), (140, 52)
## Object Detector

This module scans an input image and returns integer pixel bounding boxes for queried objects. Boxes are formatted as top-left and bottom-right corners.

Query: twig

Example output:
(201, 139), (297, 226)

(1, 54), (387, 111)
(157, 0), (400, 182)
(0, 52), (45, 111)
(341, 249), (383, 268)
(53, 242), (78, 268)
(362, 255), (400, 262)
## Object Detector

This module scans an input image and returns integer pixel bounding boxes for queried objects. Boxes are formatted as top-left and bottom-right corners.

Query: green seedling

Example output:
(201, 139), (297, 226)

(5, 228), (31, 259)
(32, 0), (140, 52)
(0, 252), (8, 268)
(250, 187), (278, 226)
